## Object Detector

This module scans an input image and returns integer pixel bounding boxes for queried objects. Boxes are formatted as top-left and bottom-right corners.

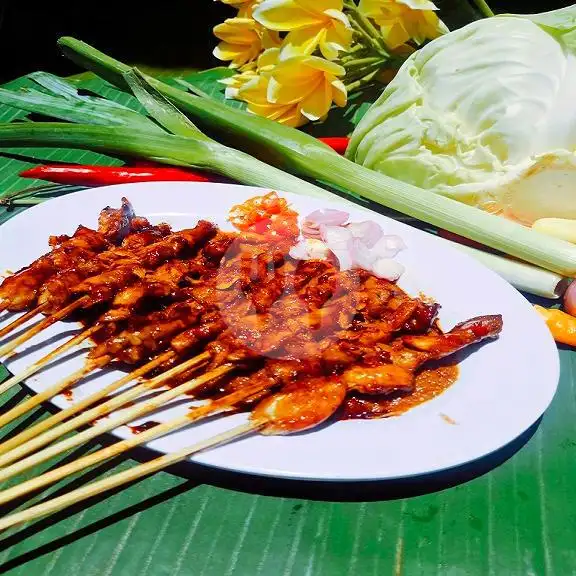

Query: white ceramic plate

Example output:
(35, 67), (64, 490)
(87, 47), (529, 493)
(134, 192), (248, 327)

(0, 182), (560, 481)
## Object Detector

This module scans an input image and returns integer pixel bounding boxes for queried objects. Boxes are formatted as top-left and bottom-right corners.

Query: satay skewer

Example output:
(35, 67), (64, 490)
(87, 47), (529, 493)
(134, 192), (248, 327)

(0, 303), (49, 340)
(0, 296), (227, 444)
(0, 345), (206, 437)
(0, 284), (354, 449)
(0, 349), (205, 463)
(0, 325), (101, 396)
(0, 373), (345, 531)
(0, 355), (110, 430)
(0, 199), (150, 327)
(0, 250), (222, 397)
(0, 360), (235, 485)
(0, 296), (90, 358)
(0, 220), (215, 348)
(0, 421), (257, 532)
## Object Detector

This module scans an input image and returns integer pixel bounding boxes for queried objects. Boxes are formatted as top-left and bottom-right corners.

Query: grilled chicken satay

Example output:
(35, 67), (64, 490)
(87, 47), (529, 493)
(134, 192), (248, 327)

(0, 227), (108, 312)
(401, 315), (503, 357)
(37, 220), (216, 314)
(339, 314), (503, 419)
(87, 254), (341, 370)
(101, 232), (236, 323)
(201, 313), (503, 437)
(239, 314), (503, 433)
(251, 375), (347, 434)
(85, 235), (237, 363)
(37, 220), (174, 313)
(96, 197), (137, 245)
(0, 198), (143, 312)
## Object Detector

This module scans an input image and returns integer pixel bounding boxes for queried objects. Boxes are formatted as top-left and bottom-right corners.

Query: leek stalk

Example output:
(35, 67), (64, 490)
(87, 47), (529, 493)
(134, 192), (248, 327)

(0, 123), (332, 202)
(444, 241), (570, 299)
(56, 37), (576, 277)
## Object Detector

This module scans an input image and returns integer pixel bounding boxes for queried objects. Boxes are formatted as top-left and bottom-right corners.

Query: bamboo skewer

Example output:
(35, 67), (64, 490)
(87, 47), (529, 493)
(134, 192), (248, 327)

(0, 296), (89, 358)
(0, 303), (49, 340)
(0, 379), (265, 511)
(0, 355), (111, 430)
(0, 349), (179, 459)
(0, 420), (259, 532)
(0, 350), (207, 464)
(0, 325), (100, 397)
(0, 357), (229, 482)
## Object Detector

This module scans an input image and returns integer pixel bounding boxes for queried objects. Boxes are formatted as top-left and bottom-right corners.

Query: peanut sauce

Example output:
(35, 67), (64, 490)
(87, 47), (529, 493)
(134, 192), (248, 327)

(340, 363), (459, 420)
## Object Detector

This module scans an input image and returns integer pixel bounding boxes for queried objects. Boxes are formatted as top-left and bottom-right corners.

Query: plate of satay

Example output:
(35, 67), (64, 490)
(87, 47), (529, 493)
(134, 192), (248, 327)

(0, 182), (560, 482)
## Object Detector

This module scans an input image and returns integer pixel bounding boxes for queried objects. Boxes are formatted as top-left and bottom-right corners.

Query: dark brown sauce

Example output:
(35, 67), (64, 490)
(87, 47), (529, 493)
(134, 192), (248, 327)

(129, 420), (160, 434)
(341, 363), (459, 420)
(63, 389), (74, 401)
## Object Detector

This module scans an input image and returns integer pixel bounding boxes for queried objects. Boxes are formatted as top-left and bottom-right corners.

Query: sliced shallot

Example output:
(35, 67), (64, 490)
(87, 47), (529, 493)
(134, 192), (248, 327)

(303, 209), (349, 239)
(371, 258), (405, 281)
(371, 234), (406, 259)
(346, 221), (383, 248)
(289, 238), (332, 261)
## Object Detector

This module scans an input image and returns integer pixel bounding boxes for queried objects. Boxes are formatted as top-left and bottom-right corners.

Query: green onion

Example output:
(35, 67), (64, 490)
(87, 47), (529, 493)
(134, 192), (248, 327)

(56, 37), (576, 277)
(0, 123), (332, 202)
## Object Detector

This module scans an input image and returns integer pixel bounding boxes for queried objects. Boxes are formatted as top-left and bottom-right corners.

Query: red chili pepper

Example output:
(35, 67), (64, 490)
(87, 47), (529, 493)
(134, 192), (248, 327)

(19, 137), (350, 188)
(318, 136), (349, 155)
(19, 165), (216, 187)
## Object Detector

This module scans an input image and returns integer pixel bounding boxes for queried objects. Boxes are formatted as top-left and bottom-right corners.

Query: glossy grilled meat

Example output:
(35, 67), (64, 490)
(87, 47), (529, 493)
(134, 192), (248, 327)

(0, 225), (109, 312)
(1, 198), (504, 429)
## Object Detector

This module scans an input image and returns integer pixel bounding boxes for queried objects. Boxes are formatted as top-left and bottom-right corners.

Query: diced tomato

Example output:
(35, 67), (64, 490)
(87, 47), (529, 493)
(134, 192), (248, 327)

(229, 192), (299, 240)
(252, 218), (272, 235)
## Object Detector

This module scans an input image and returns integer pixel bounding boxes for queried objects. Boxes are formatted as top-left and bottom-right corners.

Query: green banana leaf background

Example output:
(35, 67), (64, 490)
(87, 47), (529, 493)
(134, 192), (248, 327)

(0, 2), (576, 575)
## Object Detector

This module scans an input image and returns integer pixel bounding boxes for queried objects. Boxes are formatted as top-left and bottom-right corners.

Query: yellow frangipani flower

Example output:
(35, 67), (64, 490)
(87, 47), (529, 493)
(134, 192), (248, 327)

(213, 17), (280, 68)
(253, 0), (352, 61)
(239, 76), (308, 127)
(358, 0), (447, 49)
(232, 0), (264, 18)
(237, 54), (347, 126)
(219, 70), (258, 99)
(233, 48), (304, 126)
(220, 48), (279, 100)
(267, 56), (347, 120)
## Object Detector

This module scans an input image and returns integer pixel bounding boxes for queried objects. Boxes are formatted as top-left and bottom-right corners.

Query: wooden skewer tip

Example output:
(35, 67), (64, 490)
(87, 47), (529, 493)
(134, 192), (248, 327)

(0, 421), (260, 532)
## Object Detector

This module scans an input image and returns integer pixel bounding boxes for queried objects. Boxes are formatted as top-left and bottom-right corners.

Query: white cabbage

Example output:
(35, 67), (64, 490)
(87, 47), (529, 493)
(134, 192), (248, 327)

(347, 6), (576, 225)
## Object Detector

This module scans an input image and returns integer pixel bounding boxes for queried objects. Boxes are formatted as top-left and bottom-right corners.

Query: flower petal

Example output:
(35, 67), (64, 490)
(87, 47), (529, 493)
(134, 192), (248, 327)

(398, 0), (439, 10)
(257, 47), (281, 70)
(319, 40), (340, 61)
(324, 8), (351, 27)
(253, 0), (321, 31)
(380, 20), (411, 49)
(331, 78), (347, 107)
(267, 73), (321, 104)
(279, 26), (325, 60)
(301, 55), (345, 76)
(299, 79), (332, 121)
(238, 76), (271, 105)
(213, 42), (257, 67)
(275, 106), (309, 127)
(295, 0), (343, 12)
(213, 18), (259, 43)
(262, 29), (282, 49)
